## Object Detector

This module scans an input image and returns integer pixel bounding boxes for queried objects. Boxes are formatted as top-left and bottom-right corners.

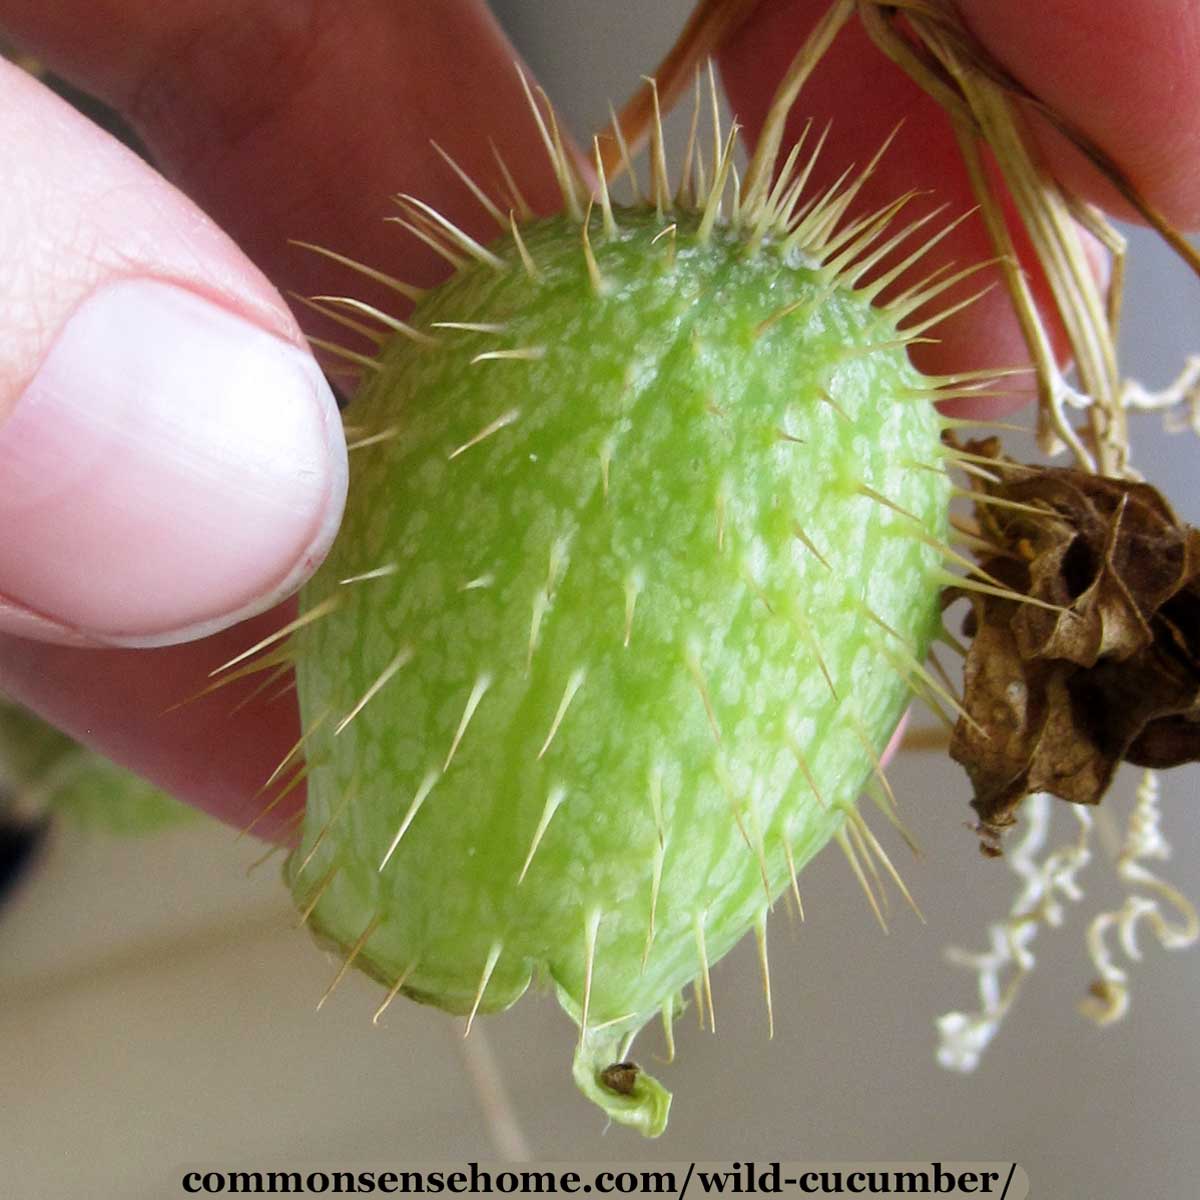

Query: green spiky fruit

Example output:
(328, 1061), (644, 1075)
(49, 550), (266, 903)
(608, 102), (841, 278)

(282, 140), (955, 1135)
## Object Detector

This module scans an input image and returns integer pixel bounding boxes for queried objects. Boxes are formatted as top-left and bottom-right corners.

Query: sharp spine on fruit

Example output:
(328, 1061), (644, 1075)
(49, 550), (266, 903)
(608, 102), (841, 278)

(289, 240), (424, 302)
(715, 485), (728, 552)
(306, 336), (383, 374)
(507, 211), (540, 281)
(774, 120), (832, 235)
(782, 830), (805, 920)
(245, 835), (288, 876)
(526, 590), (548, 674)
(517, 70), (582, 222)
(298, 864), (339, 926)
(387, 212), (469, 271)
(792, 520), (831, 570)
(264, 674), (299, 708)
(940, 445), (1038, 474)
(845, 809), (890, 918)
(607, 100), (644, 206)
(943, 460), (1008, 487)
(853, 481), (921, 525)
(783, 163), (855, 256)
(896, 282), (997, 339)
(295, 774), (357, 878)
(517, 784), (566, 885)
(684, 644), (722, 745)
(444, 673), (493, 771)
(846, 807), (923, 922)
(165, 644), (293, 713)
(291, 292), (384, 346)
(886, 258), (998, 325)
(433, 321), (510, 334)
(651, 222), (678, 269)
(317, 915), (381, 1012)
(336, 648), (414, 737)
(642, 766), (667, 967)
(836, 203), (945, 292)
(599, 440), (613, 500)
(675, 70), (702, 209)
(716, 758), (771, 902)
(213, 595), (342, 677)
(933, 568), (1066, 613)
(791, 607), (839, 704)
(749, 123), (812, 247)
(860, 607), (980, 736)
(836, 335), (935, 362)
(755, 293), (816, 338)
(590, 136), (619, 238)
(465, 941), (503, 1037)
(785, 724), (829, 812)
(430, 140), (507, 231)
(379, 769), (439, 871)
(256, 707), (331, 798)
(623, 570), (642, 647)
(470, 347), (545, 365)
(847, 712), (902, 847)
(693, 913), (716, 1033)
(397, 194), (507, 272)
(372, 958), (419, 1026)
(807, 124), (904, 258)
(835, 825), (888, 933)
(449, 408), (522, 460)
(460, 573), (495, 592)
(579, 909), (602, 1042)
(581, 200), (605, 293)
(346, 425), (400, 453)
(820, 190), (918, 282)
(754, 911), (775, 1039)
(537, 668), (586, 760)
(227, 660), (293, 718)
(640, 77), (671, 217)
(697, 123), (740, 244)
(643, 838), (666, 971)
(741, 566), (776, 617)
(489, 137), (533, 221)
(948, 487), (1047, 518)
(339, 563), (399, 586)
(312, 294), (437, 345)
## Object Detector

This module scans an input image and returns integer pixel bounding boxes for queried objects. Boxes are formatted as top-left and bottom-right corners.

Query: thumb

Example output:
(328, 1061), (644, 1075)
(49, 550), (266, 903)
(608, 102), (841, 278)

(0, 61), (346, 648)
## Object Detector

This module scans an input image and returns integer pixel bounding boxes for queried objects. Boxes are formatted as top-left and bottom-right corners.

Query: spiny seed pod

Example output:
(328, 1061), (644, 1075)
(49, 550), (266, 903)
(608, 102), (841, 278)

(227, 82), (1002, 1136)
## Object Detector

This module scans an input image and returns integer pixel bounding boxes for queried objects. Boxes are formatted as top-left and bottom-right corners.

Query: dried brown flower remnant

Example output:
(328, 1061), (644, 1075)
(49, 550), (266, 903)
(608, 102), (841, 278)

(947, 439), (1200, 850)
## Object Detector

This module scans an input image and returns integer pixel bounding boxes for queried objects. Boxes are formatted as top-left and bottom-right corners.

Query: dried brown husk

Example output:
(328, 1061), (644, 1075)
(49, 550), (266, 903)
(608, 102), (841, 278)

(947, 440), (1200, 849)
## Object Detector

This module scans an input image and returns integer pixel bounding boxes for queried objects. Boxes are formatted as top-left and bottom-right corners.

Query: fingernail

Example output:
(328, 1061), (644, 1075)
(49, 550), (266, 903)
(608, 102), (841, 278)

(0, 280), (347, 646)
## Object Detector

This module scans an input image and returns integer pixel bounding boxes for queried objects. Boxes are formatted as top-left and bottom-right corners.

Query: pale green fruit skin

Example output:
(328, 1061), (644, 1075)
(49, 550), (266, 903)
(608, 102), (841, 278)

(287, 207), (949, 1130)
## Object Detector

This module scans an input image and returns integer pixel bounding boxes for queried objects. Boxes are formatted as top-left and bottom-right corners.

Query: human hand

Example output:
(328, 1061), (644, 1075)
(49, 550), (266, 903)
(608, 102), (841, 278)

(1, 0), (1196, 843)
(719, 0), (1200, 391)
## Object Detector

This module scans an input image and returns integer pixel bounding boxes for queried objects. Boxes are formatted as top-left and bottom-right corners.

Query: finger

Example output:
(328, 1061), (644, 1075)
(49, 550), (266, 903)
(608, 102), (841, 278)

(0, 61), (346, 647)
(958, 0), (1200, 228)
(718, 1), (1109, 414)
(0, 0), (568, 308)
(0, 61), (348, 836)
(0, 2), (568, 836)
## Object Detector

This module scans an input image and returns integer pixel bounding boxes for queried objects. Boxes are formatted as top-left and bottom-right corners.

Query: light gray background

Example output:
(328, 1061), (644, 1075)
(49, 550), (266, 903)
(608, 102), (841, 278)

(4, 3), (1199, 1195)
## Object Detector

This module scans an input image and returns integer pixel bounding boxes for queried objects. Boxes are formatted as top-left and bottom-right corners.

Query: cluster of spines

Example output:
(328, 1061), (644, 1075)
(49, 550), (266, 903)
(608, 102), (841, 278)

(197, 67), (1070, 1052)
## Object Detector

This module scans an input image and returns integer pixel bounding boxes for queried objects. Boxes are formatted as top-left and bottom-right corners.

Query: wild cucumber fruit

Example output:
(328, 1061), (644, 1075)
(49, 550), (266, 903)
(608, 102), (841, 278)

(252, 88), (984, 1135)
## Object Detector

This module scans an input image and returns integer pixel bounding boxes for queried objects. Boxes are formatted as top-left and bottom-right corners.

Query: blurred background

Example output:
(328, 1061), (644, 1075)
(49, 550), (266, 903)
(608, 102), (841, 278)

(3, 2), (1198, 1195)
